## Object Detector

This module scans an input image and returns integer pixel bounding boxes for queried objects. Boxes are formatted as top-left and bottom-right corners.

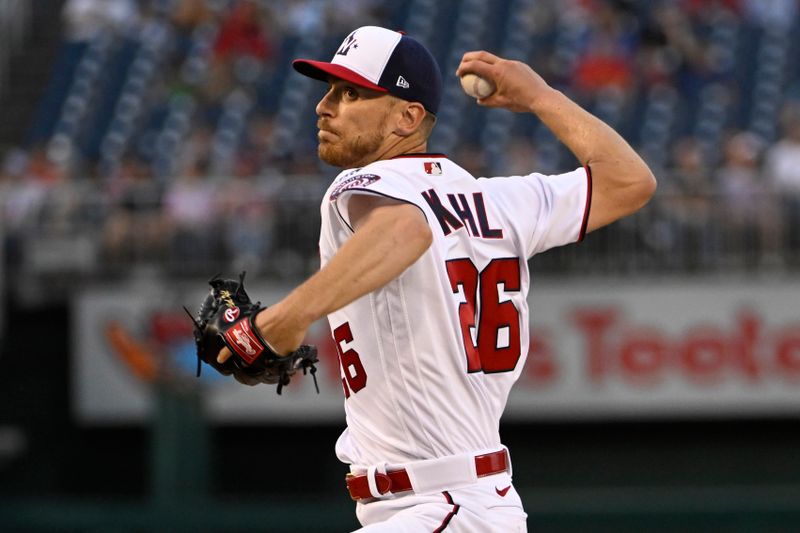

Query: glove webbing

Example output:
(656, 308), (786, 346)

(183, 305), (209, 377)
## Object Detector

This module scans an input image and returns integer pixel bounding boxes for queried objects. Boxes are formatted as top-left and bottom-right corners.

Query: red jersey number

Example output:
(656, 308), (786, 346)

(333, 322), (366, 398)
(446, 257), (522, 374)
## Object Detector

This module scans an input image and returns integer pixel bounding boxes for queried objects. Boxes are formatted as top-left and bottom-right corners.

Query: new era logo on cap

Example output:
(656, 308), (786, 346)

(293, 26), (442, 114)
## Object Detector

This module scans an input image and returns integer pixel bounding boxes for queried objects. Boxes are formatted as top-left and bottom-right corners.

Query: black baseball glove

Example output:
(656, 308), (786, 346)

(185, 272), (319, 394)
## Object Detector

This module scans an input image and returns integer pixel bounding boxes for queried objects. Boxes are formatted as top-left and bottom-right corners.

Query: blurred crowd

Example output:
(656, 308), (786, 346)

(1, 0), (800, 279)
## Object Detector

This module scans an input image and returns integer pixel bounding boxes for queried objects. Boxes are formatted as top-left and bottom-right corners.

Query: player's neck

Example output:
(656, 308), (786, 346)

(358, 136), (427, 167)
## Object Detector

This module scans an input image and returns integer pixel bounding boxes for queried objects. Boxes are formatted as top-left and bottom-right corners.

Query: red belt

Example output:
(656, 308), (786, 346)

(345, 449), (509, 501)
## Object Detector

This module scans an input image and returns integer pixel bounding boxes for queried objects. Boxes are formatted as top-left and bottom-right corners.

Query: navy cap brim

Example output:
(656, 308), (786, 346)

(292, 59), (388, 93)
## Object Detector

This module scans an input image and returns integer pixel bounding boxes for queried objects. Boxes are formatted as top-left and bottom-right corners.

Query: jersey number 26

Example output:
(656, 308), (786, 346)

(446, 257), (522, 373)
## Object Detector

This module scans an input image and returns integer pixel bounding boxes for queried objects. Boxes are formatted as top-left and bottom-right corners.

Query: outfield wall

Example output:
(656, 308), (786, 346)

(72, 278), (800, 424)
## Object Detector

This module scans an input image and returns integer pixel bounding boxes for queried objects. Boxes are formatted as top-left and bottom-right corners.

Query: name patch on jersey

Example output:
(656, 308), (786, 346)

(330, 173), (381, 201)
(421, 188), (504, 239)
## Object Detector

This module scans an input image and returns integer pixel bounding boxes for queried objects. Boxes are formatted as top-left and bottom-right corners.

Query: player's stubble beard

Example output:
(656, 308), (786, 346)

(317, 110), (391, 168)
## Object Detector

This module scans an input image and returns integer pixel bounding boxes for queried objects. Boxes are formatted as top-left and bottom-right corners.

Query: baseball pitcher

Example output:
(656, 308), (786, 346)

(191, 26), (656, 532)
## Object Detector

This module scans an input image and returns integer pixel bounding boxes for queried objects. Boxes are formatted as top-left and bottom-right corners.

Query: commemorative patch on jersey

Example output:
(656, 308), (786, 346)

(424, 161), (442, 175)
(329, 173), (381, 200)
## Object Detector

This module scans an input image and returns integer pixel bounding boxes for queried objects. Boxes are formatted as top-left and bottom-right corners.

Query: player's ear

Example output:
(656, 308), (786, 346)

(393, 102), (427, 137)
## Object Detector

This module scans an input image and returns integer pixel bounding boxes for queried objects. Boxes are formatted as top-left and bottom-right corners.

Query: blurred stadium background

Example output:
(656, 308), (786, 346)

(1, 0), (800, 531)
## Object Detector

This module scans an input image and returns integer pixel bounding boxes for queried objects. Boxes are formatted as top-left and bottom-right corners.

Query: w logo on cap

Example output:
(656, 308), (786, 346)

(293, 26), (443, 114)
(336, 32), (358, 56)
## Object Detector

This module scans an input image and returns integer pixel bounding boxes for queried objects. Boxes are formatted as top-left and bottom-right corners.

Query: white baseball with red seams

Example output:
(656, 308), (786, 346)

(319, 153), (590, 529)
(460, 73), (496, 99)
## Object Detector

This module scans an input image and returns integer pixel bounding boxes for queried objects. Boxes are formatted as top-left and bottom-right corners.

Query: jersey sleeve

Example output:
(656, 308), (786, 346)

(328, 166), (425, 231)
(487, 166), (591, 258)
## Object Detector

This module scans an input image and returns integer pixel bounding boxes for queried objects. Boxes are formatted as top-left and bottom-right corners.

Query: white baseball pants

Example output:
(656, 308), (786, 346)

(352, 472), (527, 532)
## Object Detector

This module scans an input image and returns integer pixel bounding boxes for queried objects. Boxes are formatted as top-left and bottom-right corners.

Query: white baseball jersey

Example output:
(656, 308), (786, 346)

(319, 154), (590, 469)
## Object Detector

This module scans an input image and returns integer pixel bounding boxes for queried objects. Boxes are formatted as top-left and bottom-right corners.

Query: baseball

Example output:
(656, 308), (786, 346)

(460, 73), (496, 99)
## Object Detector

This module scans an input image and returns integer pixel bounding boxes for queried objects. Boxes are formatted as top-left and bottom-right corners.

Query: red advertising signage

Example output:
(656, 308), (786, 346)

(73, 280), (800, 423)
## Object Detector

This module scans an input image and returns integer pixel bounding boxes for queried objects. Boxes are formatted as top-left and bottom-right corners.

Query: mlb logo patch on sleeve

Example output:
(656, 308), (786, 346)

(424, 162), (442, 175)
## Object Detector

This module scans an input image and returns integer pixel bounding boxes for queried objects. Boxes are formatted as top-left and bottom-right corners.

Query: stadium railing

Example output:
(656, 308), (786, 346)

(1, 177), (798, 298)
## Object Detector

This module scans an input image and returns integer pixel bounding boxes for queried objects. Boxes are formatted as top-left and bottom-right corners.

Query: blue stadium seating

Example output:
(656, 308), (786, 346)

(22, 0), (800, 180)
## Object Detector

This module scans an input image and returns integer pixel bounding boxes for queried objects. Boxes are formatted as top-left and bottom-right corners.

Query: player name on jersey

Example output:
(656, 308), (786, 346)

(420, 189), (503, 239)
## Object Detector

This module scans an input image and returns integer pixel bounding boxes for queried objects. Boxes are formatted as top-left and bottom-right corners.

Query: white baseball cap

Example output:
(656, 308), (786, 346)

(293, 26), (443, 114)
